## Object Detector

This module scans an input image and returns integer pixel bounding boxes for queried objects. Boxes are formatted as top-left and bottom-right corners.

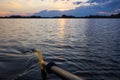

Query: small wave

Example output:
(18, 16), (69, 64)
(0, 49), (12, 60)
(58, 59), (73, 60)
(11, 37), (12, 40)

(45, 57), (66, 63)
(55, 45), (74, 49)
(0, 48), (42, 80)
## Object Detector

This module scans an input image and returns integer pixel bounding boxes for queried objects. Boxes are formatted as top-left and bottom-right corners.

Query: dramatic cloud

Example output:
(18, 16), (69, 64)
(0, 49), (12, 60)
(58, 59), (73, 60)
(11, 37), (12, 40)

(0, 0), (120, 16)
(93, 0), (120, 15)
(35, 5), (98, 17)
(0, 0), (43, 16)
(35, 0), (120, 17)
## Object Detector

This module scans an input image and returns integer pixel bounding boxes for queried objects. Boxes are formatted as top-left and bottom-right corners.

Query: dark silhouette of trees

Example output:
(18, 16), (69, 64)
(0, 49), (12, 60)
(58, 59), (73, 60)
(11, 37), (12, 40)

(83, 13), (120, 18)
(61, 15), (75, 18)
(111, 13), (120, 18)
(9, 15), (22, 18)
(0, 15), (41, 18)
(0, 13), (120, 18)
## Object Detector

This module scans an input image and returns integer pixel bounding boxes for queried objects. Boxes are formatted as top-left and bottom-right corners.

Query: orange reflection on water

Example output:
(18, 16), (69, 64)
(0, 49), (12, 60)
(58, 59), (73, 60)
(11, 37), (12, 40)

(58, 19), (66, 40)
(57, 19), (68, 47)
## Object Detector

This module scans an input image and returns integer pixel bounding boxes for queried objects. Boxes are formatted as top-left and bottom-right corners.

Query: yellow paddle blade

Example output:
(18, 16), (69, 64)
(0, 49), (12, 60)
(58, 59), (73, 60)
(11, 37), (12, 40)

(34, 49), (46, 80)
(34, 49), (44, 70)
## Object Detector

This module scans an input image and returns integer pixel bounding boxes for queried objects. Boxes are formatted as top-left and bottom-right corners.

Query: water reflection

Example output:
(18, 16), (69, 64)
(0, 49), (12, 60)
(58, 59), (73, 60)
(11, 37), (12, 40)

(57, 19), (91, 50)
(78, 19), (89, 46)
(58, 19), (66, 40)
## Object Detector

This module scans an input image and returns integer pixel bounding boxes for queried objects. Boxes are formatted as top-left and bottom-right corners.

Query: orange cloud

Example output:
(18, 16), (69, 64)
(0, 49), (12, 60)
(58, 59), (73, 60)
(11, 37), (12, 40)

(9, 1), (22, 9)
(0, 11), (12, 16)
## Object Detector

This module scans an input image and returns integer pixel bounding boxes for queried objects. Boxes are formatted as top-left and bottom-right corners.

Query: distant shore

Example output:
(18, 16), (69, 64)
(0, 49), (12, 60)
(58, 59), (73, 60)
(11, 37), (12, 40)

(0, 13), (120, 19)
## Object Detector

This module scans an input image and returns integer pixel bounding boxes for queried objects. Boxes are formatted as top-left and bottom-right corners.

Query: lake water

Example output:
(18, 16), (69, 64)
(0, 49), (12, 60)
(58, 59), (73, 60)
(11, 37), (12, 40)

(0, 19), (120, 80)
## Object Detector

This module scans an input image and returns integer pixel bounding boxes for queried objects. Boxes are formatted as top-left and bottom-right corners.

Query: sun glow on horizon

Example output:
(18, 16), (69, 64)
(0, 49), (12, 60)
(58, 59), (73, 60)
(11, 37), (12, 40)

(0, 0), (86, 16)
(58, 9), (69, 11)
(0, 11), (11, 16)
(0, 0), (119, 16)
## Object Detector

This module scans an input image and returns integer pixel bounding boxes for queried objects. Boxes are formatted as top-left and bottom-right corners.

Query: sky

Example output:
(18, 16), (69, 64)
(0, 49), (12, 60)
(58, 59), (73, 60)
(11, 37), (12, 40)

(0, 0), (120, 17)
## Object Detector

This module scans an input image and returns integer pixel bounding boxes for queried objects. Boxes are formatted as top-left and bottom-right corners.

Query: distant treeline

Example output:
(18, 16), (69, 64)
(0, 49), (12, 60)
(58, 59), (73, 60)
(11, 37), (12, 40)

(0, 13), (120, 18)
(0, 15), (42, 18)
(82, 13), (120, 18)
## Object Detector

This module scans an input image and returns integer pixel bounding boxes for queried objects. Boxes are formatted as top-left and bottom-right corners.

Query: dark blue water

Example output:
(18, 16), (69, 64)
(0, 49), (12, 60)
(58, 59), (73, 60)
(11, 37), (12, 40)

(0, 19), (120, 80)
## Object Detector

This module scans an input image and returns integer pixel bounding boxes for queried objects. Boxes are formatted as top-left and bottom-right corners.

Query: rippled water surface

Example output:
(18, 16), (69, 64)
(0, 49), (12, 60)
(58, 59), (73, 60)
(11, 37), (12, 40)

(0, 19), (120, 80)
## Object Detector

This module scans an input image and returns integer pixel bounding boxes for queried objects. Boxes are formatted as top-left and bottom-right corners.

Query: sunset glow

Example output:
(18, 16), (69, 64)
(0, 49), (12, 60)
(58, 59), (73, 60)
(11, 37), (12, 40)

(0, 0), (120, 17)
(0, 11), (12, 16)
(59, 19), (66, 40)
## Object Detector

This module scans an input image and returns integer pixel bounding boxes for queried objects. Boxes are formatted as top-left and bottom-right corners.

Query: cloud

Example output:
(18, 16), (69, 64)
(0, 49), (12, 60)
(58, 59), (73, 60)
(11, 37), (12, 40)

(53, 0), (58, 2)
(96, 0), (120, 13)
(0, 11), (12, 16)
(9, 1), (22, 9)
(0, 0), (43, 16)
(73, 1), (82, 5)
(0, 0), (120, 17)
(99, 8), (120, 15)
(115, 9), (120, 13)
(35, 0), (120, 17)
(87, 0), (110, 3)
(35, 5), (99, 17)
(86, 0), (120, 15)
(35, 10), (62, 17)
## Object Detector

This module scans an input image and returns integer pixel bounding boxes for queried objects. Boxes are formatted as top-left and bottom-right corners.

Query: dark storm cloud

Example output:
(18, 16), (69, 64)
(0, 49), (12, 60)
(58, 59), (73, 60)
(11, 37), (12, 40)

(105, 0), (120, 9)
(35, 6), (99, 17)
(95, 0), (120, 12)
(87, 0), (120, 10)
(35, 0), (120, 17)
(86, 0), (120, 14)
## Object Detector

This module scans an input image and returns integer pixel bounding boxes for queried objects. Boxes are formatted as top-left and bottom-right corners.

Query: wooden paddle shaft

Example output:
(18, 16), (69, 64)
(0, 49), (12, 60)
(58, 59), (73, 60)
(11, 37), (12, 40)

(46, 62), (83, 80)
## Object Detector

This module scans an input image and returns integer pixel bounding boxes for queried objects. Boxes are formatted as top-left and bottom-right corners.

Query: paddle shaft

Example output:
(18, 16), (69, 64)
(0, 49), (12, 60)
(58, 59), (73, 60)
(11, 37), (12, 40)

(45, 62), (83, 80)
(35, 50), (83, 80)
